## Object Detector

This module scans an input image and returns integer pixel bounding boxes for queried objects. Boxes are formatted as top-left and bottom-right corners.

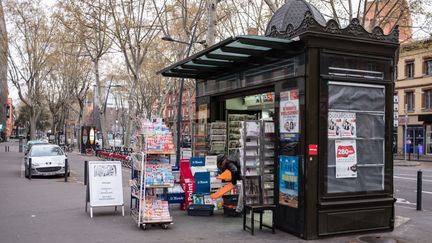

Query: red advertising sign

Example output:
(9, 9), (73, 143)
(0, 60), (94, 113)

(180, 159), (195, 210)
(336, 145), (355, 158)
(308, 144), (318, 156)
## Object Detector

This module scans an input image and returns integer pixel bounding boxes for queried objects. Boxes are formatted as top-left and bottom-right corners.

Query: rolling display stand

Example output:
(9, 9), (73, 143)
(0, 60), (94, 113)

(130, 122), (175, 230)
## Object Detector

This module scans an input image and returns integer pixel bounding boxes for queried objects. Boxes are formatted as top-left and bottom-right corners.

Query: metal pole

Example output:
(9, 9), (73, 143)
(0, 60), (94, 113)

(28, 158), (32, 180)
(175, 26), (198, 167)
(404, 104), (408, 161)
(417, 170), (422, 211)
(84, 160), (88, 186)
(19, 138), (23, 153)
(65, 158), (68, 182)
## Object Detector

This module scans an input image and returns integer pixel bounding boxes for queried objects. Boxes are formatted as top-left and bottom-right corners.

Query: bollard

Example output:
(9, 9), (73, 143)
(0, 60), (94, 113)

(65, 158), (68, 182)
(28, 158), (32, 180)
(408, 150), (411, 161)
(4, 146), (6, 152)
(8, 146), (9, 152)
(417, 170), (422, 211)
(84, 160), (88, 186)
(19, 138), (23, 153)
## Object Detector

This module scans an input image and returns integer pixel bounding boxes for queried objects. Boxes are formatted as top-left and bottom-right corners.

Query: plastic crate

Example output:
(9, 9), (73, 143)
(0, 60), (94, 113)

(187, 204), (215, 216)
(222, 194), (239, 206)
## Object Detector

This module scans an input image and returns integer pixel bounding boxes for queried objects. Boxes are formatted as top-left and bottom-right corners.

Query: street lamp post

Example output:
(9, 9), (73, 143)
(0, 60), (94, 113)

(161, 34), (205, 166)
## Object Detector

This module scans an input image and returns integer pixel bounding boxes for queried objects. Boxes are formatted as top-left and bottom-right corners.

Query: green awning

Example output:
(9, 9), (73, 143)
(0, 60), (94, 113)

(159, 35), (303, 79)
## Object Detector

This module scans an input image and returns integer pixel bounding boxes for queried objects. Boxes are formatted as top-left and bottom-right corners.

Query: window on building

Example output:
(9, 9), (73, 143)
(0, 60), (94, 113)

(406, 62), (414, 78)
(423, 89), (432, 110)
(424, 59), (432, 76)
(406, 91), (414, 111)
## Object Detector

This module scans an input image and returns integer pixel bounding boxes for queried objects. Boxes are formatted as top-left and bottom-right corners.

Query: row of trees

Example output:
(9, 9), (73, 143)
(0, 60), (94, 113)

(5, 0), (431, 148)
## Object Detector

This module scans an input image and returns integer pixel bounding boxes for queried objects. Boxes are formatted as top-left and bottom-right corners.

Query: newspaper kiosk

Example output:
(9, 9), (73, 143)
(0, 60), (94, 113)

(160, 0), (399, 239)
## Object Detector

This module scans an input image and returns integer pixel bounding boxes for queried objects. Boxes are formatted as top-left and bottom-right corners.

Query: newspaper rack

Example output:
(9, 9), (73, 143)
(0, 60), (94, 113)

(130, 142), (175, 230)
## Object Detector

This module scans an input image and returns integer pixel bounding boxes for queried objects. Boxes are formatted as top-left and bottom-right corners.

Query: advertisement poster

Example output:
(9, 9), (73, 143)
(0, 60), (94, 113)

(279, 156), (299, 208)
(280, 90), (300, 141)
(198, 104), (208, 135)
(88, 161), (124, 207)
(328, 112), (356, 138)
(335, 140), (358, 178)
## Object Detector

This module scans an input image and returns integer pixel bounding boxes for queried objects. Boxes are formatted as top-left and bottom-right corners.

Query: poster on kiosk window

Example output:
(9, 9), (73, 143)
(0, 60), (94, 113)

(335, 140), (358, 178)
(279, 156), (299, 208)
(328, 112), (356, 138)
(279, 90), (299, 141)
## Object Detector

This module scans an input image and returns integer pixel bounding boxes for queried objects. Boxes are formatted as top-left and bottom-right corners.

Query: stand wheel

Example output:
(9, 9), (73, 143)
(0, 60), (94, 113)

(140, 224), (147, 230)
(161, 224), (169, 229)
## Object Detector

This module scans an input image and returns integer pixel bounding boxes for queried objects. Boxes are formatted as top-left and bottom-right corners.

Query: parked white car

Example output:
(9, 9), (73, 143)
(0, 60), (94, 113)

(25, 144), (69, 177)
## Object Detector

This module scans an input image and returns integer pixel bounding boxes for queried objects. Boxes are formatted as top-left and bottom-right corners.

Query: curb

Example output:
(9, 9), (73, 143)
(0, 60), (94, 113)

(394, 161), (420, 167)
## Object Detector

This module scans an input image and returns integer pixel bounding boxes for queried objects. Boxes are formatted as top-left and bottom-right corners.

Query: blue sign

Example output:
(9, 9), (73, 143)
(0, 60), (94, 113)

(190, 157), (205, 167)
(281, 133), (299, 142)
(167, 193), (185, 204)
(194, 172), (210, 193)
(279, 156), (299, 208)
(171, 165), (179, 171)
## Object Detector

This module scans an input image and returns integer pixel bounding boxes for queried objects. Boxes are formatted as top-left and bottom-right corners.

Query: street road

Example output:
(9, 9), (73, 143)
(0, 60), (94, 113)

(394, 164), (432, 211)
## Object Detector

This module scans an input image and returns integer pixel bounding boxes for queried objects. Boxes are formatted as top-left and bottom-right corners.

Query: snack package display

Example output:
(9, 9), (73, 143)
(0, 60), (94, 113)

(142, 197), (171, 221)
(145, 164), (175, 186)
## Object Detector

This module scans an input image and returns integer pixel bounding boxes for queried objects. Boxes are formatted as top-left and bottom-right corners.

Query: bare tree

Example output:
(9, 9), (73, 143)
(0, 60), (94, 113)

(5, 0), (57, 140)
(48, 11), (93, 148)
(106, 0), (166, 147)
(60, 0), (113, 148)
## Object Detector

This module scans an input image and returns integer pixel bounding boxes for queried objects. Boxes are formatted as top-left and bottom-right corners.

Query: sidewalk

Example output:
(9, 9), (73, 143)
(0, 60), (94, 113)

(0, 140), (431, 243)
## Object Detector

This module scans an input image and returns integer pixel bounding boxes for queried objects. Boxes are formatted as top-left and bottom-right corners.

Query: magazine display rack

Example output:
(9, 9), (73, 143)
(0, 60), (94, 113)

(261, 121), (275, 204)
(130, 121), (175, 230)
(227, 114), (256, 156)
(209, 121), (226, 154)
(241, 120), (261, 205)
(240, 120), (275, 205)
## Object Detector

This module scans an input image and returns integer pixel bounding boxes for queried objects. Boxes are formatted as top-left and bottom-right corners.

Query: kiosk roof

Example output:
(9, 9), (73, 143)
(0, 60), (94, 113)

(159, 35), (303, 80)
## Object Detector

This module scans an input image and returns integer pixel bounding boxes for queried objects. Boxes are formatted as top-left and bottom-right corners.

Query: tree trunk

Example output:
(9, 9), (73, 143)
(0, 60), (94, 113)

(77, 102), (84, 151)
(29, 107), (37, 140)
(94, 59), (109, 148)
(123, 97), (135, 148)
(206, 0), (218, 46)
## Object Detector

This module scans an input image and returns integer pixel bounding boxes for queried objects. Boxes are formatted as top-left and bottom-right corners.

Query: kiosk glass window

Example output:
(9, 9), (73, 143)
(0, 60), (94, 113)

(327, 82), (385, 193)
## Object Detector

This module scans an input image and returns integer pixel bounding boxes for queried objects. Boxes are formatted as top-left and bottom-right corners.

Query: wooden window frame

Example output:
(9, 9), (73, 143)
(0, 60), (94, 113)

(405, 90), (415, 112)
(423, 57), (432, 76)
(405, 60), (415, 79)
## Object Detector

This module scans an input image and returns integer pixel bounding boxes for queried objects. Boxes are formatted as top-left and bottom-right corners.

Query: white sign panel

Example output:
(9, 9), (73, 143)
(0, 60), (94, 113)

(335, 140), (357, 178)
(279, 90), (300, 134)
(205, 155), (217, 167)
(181, 148), (192, 159)
(328, 112), (356, 138)
(88, 161), (124, 207)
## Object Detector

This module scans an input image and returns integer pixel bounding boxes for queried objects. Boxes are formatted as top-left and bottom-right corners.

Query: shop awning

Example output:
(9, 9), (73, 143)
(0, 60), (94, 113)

(158, 35), (303, 79)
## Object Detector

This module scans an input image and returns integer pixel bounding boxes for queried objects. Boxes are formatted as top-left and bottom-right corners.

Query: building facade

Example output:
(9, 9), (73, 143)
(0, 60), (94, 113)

(395, 39), (432, 154)
(0, 2), (9, 141)
(364, 0), (412, 43)
(163, 88), (196, 144)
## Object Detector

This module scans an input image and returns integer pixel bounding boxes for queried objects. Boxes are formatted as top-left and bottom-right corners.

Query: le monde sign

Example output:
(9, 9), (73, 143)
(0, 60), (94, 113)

(86, 161), (124, 218)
